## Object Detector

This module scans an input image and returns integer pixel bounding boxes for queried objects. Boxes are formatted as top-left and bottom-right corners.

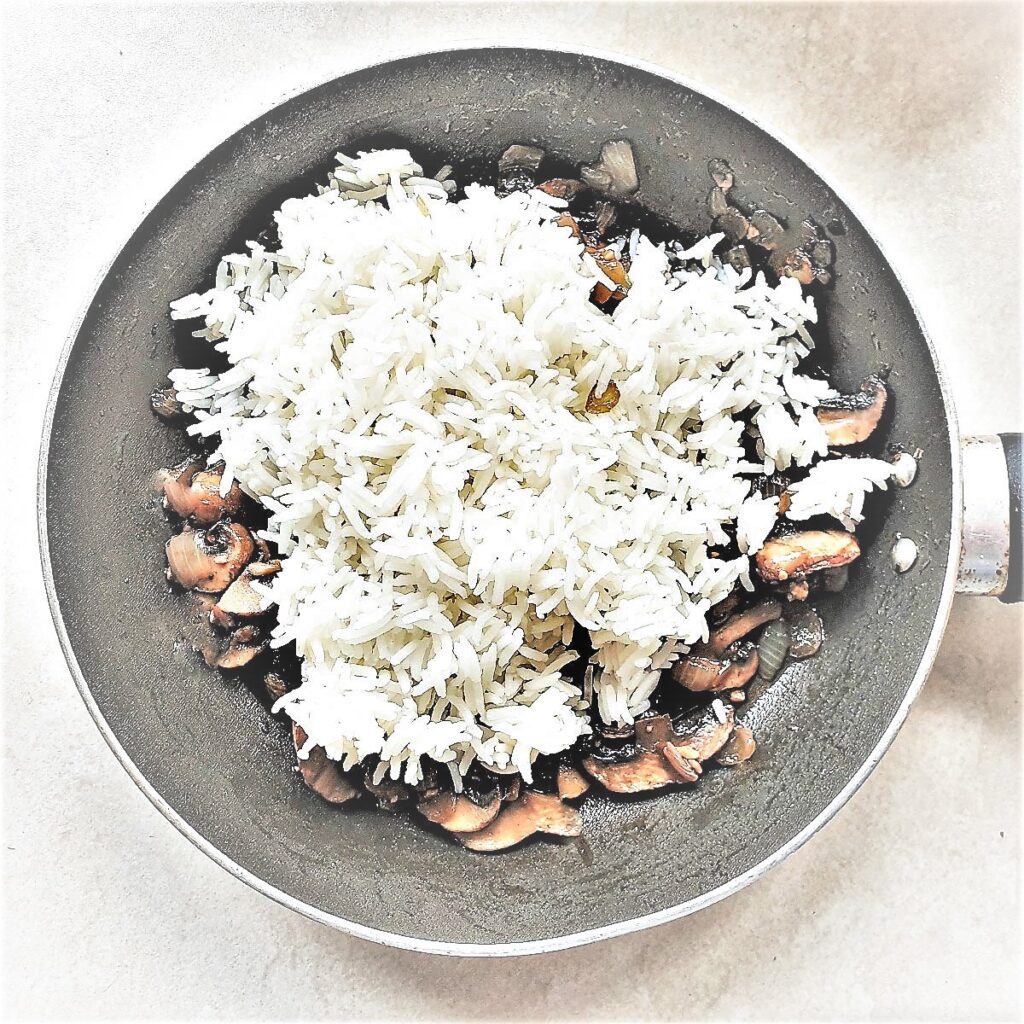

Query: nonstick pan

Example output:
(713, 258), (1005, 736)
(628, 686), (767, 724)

(39, 46), (1023, 955)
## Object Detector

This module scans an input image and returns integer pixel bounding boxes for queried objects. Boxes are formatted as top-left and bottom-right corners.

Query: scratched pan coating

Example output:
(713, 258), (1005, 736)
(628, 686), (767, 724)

(40, 47), (958, 954)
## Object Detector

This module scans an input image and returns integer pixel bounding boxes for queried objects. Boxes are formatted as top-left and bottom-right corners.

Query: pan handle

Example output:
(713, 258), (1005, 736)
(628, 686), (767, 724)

(958, 434), (1023, 601)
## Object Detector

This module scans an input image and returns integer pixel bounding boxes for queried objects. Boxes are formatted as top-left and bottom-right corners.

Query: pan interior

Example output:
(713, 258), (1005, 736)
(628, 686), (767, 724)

(43, 47), (954, 950)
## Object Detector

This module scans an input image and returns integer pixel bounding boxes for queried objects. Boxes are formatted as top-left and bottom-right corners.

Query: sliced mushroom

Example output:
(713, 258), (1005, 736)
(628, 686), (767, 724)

(714, 208), (752, 245)
(582, 749), (693, 793)
(212, 564), (276, 623)
(418, 791), (502, 833)
(150, 386), (186, 422)
(557, 764), (590, 800)
(292, 724), (359, 804)
(161, 460), (243, 525)
(459, 791), (582, 852)
(816, 377), (888, 446)
(364, 773), (410, 808)
(708, 599), (782, 654)
(537, 178), (582, 200)
(214, 623), (266, 670)
(580, 140), (638, 200)
(584, 703), (735, 793)
(264, 671), (288, 703)
(714, 725), (757, 766)
(708, 158), (734, 191)
(675, 700), (736, 761)
(588, 243), (631, 304)
(166, 521), (255, 592)
(497, 143), (544, 194)
(755, 530), (860, 582)
(671, 641), (759, 692)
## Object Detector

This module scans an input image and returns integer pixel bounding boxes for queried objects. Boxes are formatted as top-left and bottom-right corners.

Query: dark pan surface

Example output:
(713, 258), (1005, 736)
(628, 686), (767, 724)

(41, 47), (958, 953)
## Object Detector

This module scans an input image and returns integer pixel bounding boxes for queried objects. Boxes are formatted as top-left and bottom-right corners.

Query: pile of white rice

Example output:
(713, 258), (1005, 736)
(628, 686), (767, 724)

(169, 149), (894, 788)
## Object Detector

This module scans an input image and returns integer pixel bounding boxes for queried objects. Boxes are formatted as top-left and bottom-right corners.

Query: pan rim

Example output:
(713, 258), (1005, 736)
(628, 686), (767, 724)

(37, 40), (963, 958)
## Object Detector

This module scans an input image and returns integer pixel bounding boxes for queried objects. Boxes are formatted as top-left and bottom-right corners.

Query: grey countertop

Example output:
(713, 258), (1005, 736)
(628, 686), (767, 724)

(3, 3), (1021, 1020)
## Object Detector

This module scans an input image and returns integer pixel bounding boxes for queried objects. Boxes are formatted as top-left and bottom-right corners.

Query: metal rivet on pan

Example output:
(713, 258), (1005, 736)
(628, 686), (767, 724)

(891, 536), (918, 573)
(891, 451), (918, 487)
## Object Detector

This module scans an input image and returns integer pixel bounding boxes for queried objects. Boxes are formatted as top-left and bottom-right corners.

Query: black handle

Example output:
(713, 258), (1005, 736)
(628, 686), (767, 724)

(999, 433), (1023, 603)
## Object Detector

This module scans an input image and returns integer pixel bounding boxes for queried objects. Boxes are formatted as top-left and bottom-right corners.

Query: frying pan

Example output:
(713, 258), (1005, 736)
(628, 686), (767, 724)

(38, 46), (1023, 955)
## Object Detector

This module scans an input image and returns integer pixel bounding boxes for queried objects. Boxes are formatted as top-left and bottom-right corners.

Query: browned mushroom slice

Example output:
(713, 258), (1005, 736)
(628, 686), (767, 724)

(674, 700), (736, 761)
(418, 791), (502, 833)
(166, 521), (255, 592)
(580, 140), (638, 199)
(670, 650), (725, 690)
(537, 178), (582, 199)
(292, 724), (359, 804)
(459, 791), (582, 852)
(150, 386), (186, 422)
(497, 143), (545, 194)
(214, 623), (266, 669)
(714, 208), (752, 245)
(364, 773), (410, 808)
(770, 248), (816, 285)
(557, 764), (590, 800)
(708, 599), (782, 654)
(264, 671), (288, 703)
(671, 642), (758, 692)
(816, 376), (888, 446)
(213, 564), (276, 622)
(162, 460), (243, 525)
(708, 158), (734, 191)
(582, 749), (693, 793)
(755, 530), (860, 582)
(714, 725), (757, 766)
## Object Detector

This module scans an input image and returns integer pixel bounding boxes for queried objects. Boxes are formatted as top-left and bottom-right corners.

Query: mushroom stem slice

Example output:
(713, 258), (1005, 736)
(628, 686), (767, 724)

(755, 530), (860, 582)
(459, 792), (582, 852)
(292, 724), (359, 804)
(816, 376), (888, 446)
(418, 792), (502, 833)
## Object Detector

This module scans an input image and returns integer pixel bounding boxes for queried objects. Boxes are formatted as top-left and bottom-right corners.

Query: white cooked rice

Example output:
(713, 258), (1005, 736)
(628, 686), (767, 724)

(168, 148), (889, 785)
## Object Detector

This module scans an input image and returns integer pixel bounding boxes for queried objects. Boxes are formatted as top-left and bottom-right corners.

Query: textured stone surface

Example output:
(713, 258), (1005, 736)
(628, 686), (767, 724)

(2, 2), (1020, 1019)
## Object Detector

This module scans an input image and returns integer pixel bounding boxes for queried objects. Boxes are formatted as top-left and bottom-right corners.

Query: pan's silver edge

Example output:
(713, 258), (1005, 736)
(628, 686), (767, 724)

(37, 40), (963, 959)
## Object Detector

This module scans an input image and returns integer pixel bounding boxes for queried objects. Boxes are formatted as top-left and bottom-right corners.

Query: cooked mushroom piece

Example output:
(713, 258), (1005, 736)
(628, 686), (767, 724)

(418, 791), (502, 833)
(364, 773), (410, 808)
(708, 157), (734, 191)
(161, 460), (243, 525)
(459, 791), (582, 852)
(497, 143), (545, 194)
(671, 641), (758, 692)
(557, 764), (590, 800)
(150, 386), (186, 422)
(214, 623), (266, 669)
(165, 521), (255, 592)
(580, 140), (639, 200)
(709, 599), (782, 654)
(537, 178), (582, 200)
(815, 376), (888, 446)
(755, 530), (860, 582)
(582, 749), (694, 793)
(714, 724), (757, 766)
(212, 563), (276, 623)
(674, 700), (736, 761)
(292, 724), (359, 804)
